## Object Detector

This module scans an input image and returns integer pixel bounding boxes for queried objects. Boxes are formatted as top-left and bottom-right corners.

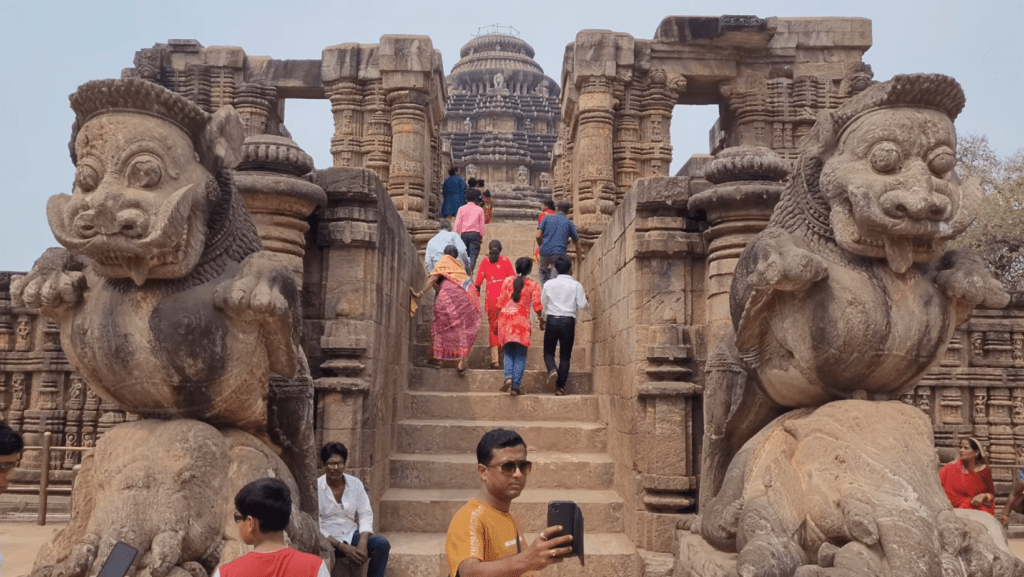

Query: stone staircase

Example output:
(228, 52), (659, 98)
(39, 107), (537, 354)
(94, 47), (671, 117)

(381, 219), (638, 576)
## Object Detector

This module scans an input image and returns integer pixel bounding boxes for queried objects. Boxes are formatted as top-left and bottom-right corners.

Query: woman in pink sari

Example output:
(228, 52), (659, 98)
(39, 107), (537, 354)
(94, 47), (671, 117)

(412, 245), (482, 374)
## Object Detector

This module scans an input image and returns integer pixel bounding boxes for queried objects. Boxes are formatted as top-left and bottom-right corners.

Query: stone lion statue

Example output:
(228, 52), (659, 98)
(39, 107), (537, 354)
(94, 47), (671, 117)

(12, 78), (320, 576)
(698, 74), (1018, 576)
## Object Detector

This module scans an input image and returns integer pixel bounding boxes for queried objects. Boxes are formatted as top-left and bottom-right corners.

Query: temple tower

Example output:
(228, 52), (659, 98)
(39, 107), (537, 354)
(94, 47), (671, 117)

(441, 27), (561, 220)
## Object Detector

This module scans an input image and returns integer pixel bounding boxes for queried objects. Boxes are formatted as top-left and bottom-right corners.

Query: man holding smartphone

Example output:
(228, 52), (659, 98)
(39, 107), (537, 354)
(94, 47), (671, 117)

(445, 429), (572, 577)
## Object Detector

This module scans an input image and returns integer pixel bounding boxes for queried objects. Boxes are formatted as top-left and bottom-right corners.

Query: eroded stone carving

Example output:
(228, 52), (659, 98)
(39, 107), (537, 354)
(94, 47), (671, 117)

(14, 78), (299, 428)
(11, 77), (315, 576)
(700, 74), (1017, 576)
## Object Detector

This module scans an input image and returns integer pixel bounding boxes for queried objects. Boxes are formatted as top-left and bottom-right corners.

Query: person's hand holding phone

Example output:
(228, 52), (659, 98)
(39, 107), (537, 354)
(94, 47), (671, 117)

(522, 525), (573, 569)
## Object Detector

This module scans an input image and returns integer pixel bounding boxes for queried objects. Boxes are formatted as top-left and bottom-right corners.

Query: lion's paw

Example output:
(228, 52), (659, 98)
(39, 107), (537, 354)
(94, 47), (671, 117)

(11, 247), (87, 312)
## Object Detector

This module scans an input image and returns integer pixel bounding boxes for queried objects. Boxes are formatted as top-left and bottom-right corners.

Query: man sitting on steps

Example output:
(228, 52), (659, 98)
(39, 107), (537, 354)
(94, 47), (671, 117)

(445, 428), (573, 577)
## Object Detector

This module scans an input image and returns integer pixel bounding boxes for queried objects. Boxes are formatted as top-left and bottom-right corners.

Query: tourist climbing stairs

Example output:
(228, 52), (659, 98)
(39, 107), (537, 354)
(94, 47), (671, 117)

(380, 222), (639, 575)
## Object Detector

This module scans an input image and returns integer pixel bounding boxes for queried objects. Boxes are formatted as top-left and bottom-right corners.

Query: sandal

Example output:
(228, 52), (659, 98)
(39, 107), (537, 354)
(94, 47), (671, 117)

(500, 378), (513, 392)
(457, 358), (468, 376)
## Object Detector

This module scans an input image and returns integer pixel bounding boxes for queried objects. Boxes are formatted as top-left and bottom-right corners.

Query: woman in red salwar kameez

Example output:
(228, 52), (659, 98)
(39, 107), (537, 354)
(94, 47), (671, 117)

(939, 437), (995, 514)
(475, 240), (516, 368)
(495, 257), (543, 395)
(412, 245), (482, 374)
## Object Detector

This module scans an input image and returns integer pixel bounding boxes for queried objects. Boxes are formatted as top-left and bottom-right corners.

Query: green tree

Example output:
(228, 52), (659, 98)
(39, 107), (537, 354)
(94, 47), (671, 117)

(950, 133), (1024, 294)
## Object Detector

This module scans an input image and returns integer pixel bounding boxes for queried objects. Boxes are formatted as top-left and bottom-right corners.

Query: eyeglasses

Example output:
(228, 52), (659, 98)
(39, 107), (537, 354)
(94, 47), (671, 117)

(0, 462), (17, 474)
(487, 460), (532, 476)
(325, 462), (345, 469)
(233, 512), (248, 523)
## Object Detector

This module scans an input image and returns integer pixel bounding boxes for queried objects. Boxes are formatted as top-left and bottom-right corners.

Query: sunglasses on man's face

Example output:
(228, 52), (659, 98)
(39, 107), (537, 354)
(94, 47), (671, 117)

(488, 460), (532, 476)
(233, 512), (248, 523)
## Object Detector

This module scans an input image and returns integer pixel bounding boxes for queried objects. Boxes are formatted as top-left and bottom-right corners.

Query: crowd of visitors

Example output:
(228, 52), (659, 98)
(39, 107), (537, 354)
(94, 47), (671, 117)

(416, 178), (589, 395)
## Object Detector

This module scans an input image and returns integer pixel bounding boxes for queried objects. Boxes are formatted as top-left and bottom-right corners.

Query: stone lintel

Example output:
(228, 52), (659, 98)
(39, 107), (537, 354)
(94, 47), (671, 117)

(245, 57), (324, 99)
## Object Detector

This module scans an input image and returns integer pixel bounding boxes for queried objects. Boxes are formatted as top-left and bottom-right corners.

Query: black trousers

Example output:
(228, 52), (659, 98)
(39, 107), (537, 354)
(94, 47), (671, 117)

(543, 315), (576, 388)
(461, 231), (482, 275)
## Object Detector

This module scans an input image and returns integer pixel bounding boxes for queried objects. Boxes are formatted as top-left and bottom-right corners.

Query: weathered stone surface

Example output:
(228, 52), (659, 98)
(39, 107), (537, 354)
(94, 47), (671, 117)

(12, 79), (300, 431)
(694, 401), (1024, 577)
(30, 419), (321, 576)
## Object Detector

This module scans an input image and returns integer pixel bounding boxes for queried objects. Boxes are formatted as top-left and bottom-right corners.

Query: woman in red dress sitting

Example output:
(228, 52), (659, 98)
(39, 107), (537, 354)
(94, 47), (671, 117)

(939, 437), (995, 514)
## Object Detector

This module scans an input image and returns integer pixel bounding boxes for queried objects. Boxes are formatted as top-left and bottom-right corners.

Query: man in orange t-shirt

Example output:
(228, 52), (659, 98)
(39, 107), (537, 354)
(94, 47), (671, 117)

(445, 429), (573, 577)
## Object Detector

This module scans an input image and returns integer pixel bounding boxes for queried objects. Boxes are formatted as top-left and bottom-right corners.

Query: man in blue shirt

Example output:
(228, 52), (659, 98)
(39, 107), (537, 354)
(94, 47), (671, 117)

(441, 167), (467, 219)
(535, 202), (580, 284)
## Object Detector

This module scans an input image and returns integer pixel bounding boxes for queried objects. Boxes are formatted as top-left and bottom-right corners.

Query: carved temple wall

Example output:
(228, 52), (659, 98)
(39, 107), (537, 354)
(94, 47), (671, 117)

(575, 164), (1024, 554)
(0, 166), (425, 517)
(124, 37), (449, 248)
(552, 16), (874, 245)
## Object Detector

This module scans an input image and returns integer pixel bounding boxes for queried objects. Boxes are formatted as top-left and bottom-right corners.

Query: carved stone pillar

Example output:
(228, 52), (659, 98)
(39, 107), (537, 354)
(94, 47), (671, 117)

(233, 83), (279, 137)
(574, 76), (617, 244)
(327, 80), (364, 168)
(235, 135), (327, 280)
(989, 387), (1015, 484)
(687, 147), (787, 352)
(638, 69), (681, 180)
(386, 89), (431, 219)
(364, 82), (392, 185)
(612, 110), (641, 203)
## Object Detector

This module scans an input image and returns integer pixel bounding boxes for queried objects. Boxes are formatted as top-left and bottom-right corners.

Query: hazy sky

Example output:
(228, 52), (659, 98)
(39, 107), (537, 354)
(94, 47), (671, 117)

(1, 0), (1020, 271)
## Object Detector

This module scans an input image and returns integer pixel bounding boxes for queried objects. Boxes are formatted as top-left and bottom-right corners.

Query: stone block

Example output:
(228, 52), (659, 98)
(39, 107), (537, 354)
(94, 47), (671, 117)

(378, 36), (435, 73)
(203, 45), (246, 68)
(322, 43), (381, 82)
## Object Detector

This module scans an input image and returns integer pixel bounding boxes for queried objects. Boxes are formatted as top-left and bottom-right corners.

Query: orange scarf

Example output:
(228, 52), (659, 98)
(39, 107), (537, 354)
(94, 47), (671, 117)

(431, 254), (470, 286)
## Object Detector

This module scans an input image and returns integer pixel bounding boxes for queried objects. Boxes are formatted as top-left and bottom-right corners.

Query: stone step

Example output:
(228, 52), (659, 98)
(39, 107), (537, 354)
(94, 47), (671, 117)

(409, 367), (592, 394)
(412, 343), (586, 371)
(379, 488), (625, 533)
(401, 391), (600, 422)
(389, 452), (614, 490)
(397, 419), (607, 454)
(382, 531), (639, 577)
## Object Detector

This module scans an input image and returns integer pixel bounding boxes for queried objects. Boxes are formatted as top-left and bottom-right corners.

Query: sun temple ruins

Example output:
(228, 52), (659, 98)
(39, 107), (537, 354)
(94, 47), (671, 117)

(3, 13), (1024, 577)
(441, 27), (561, 220)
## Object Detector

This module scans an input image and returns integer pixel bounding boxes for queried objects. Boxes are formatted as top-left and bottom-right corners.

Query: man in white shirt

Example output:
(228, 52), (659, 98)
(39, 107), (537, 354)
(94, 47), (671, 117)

(0, 421), (24, 574)
(318, 442), (390, 577)
(425, 220), (470, 273)
(540, 255), (589, 395)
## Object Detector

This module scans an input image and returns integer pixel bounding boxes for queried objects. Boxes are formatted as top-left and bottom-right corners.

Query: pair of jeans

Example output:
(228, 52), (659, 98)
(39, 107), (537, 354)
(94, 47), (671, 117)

(538, 253), (561, 285)
(334, 530), (391, 577)
(543, 316), (576, 388)
(461, 231), (482, 275)
(503, 342), (528, 389)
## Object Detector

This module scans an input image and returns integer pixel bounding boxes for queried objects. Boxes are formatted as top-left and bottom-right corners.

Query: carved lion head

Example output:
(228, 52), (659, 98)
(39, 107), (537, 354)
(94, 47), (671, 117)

(800, 74), (981, 273)
(48, 78), (245, 285)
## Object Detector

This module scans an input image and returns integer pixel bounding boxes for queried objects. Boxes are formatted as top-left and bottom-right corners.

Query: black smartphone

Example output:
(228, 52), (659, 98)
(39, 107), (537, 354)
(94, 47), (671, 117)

(97, 541), (138, 577)
(546, 500), (584, 565)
